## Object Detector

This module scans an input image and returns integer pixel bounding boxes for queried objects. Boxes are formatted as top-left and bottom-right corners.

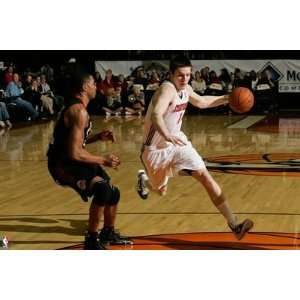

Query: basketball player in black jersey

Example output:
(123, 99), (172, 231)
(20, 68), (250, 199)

(47, 73), (131, 250)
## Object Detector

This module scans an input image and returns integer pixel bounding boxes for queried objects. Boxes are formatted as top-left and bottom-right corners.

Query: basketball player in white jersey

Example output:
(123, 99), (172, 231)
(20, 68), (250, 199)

(136, 55), (253, 240)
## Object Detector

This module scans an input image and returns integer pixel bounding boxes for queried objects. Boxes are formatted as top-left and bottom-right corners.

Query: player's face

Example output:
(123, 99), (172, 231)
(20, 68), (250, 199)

(171, 67), (191, 90)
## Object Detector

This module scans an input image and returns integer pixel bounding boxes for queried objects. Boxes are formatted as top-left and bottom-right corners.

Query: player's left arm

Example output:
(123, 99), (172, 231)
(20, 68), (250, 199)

(187, 85), (229, 109)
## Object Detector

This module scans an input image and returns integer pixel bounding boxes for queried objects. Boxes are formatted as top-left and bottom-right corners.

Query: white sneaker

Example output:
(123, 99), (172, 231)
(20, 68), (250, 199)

(0, 121), (5, 128)
(105, 112), (111, 116)
(136, 170), (149, 200)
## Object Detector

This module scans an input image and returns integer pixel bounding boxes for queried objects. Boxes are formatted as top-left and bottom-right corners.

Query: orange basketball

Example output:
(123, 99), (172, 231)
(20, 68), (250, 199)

(229, 87), (254, 113)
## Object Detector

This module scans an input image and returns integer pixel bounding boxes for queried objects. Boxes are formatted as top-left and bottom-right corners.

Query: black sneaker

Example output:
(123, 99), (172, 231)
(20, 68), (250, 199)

(99, 228), (133, 245)
(228, 219), (254, 240)
(84, 232), (107, 250)
(136, 170), (149, 200)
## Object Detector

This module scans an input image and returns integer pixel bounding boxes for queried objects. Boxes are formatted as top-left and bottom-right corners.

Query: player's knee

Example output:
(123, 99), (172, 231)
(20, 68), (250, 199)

(92, 180), (120, 206)
(110, 185), (120, 205)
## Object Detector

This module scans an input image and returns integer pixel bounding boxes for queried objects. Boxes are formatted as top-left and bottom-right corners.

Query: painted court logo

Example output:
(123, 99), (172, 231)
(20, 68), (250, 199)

(204, 153), (300, 176)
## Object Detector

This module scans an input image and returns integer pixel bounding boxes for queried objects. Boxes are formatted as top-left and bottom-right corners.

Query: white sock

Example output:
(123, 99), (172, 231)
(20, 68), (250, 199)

(216, 201), (237, 227)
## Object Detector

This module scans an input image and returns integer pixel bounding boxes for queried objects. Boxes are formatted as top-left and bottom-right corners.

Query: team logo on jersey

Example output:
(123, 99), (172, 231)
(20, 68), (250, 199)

(204, 153), (300, 176)
(174, 103), (188, 112)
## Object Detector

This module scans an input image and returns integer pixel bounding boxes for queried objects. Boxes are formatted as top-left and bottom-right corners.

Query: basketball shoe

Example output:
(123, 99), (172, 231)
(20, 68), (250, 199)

(99, 227), (133, 245)
(228, 219), (254, 240)
(136, 170), (149, 200)
(84, 231), (107, 250)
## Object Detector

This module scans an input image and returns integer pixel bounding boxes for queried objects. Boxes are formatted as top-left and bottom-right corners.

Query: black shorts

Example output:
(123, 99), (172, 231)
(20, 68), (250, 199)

(48, 159), (110, 202)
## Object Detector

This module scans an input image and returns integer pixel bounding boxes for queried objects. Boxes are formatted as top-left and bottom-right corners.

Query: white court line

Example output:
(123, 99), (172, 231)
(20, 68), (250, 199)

(227, 115), (266, 129)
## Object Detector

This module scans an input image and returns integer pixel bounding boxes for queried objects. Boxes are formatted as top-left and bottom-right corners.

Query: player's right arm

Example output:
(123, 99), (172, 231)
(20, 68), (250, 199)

(151, 85), (186, 146)
(65, 105), (120, 169)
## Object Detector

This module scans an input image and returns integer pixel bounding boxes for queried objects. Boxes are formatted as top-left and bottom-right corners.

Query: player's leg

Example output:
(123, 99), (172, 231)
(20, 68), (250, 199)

(137, 148), (173, 199)
(136, 168), (170, 198)
(191, 168), (253, 240)
(174, 143), (253, 240)
(84, 176), (107, 250)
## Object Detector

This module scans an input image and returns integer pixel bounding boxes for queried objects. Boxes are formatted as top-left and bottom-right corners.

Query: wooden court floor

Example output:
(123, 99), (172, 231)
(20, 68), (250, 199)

(2, 114), (300, 250)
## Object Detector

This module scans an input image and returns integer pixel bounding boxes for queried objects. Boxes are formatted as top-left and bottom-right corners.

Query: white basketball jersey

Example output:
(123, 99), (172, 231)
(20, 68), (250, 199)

(143, 81), (189, 148)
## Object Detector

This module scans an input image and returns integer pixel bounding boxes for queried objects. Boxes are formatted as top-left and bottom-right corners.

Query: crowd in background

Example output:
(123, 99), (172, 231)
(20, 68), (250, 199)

(0, 61), (278, 129)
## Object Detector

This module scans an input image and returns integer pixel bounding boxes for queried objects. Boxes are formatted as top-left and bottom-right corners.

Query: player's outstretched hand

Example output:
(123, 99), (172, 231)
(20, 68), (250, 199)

(166, 135), (186, 146)
(98, 130), (115, 142)
(103, 154), (120, 169)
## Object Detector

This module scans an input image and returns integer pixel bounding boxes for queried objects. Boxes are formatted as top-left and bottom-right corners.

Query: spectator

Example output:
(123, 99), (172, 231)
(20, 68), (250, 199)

(102, 87), (123, 116)
(146, 71), (160, 91)
(23, 74), (33, 91)
(249, 70), (258, 91)
(40, 64), (54, 84)
(219, 68), (231, 91)
(200, 66), (210, 85)
(256, 70), (275, 90)
(0, 102), (12, 128)
(126, 75), (135, 91)
(40, 74), (63, 113)
(191, 71), (206, 95)
(6, 73), (39, 120)
(94, 71), (103, 94)
(24, 78), (54, 116)
(232, 68), (244, 88)
(209, 70), (221, 84)
(115, 74), (128, 104)
(4, 66), (14, 86)
(125, 85), (145, 115)
(134, 68), (148, 90)
(99, 69), (116, 96)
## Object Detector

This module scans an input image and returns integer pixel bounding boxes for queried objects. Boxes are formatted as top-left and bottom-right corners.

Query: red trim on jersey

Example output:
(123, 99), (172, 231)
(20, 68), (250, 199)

(173, 102), (188, 112)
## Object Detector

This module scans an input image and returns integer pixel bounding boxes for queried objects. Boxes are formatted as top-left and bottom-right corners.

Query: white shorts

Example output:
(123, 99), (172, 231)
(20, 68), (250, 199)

(141, 141), (206, 191)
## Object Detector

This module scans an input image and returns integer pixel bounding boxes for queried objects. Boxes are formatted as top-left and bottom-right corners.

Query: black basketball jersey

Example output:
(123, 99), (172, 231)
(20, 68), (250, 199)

(47, 98), (92, 161)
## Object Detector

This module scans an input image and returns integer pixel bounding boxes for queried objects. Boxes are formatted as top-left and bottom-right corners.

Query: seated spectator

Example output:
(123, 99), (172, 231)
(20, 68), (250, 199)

(249, 70), (258, 91)
(23, 74), (33, 91)
(4, 65), (14, 86)
(232, 68), (244, 88)
(102, 87), (123, 116)
(256, 70), (275, 90)
(125, 85), (145, 115)
(191, 71), (206, 95)
(115, 74), (128, 105)
(200, 66), (210, 85)
(219, 68), (231, 92)
(126, 75), (135, 91)
(134, 68), (148, 90)
(40, 64), (54, 85)
(146, 71), (160, 91)
(39, 74), (63, 112)
(24, 78), (54, 117)
(94, 71), (103, 94)
(6, 73), (39, 121)
(0, 102), (12, 128)
(99, 69), (116, 96)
